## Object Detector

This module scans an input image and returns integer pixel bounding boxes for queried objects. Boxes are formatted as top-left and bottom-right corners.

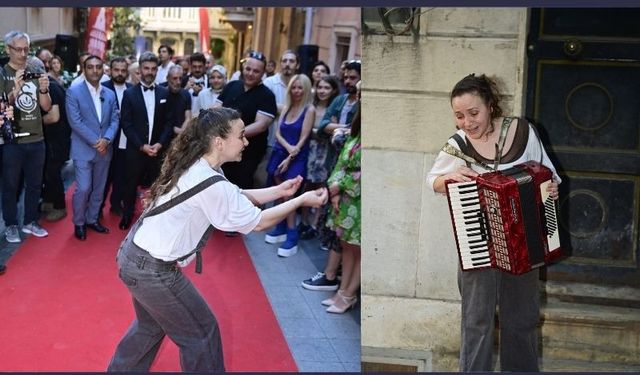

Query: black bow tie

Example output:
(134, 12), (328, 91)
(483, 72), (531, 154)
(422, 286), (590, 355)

(143, 85), (155, 92)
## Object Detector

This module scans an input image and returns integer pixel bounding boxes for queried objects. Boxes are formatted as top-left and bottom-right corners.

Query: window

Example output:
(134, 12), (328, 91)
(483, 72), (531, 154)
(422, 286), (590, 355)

(184, 39), (195, 55)
(335, 35), (351, 72)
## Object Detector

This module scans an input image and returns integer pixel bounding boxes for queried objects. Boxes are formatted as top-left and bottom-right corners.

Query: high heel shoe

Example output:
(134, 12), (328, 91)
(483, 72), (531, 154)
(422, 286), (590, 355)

(321, 290), (344, 306)
(326, 292), (357, 314)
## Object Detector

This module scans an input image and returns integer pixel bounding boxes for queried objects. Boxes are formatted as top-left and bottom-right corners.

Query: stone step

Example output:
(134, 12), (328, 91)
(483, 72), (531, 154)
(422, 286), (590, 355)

(540, 358), (640, 372)
(540, 297), (640, 366)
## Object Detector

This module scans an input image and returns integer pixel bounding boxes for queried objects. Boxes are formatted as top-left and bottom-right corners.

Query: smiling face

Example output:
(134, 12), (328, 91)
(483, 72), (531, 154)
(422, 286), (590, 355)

(451, 92), (493, 140)
(315, 79), (335, 103)
(209, 71), (225, 90)
(242, 57), (265, 89)
(218, 118), (248, 163)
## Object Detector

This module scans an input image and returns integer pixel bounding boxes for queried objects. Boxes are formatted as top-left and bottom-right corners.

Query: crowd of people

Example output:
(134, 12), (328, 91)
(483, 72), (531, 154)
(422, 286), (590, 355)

(0, 28), (362, 317)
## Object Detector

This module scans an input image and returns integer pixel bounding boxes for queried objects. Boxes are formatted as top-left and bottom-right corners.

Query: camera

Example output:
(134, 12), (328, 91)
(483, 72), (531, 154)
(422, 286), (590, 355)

(22, 71), (43, 80)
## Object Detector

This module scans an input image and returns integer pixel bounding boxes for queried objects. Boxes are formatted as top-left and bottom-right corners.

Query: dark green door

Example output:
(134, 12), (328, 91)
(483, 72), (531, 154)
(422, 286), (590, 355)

(526, 9), (640, 288)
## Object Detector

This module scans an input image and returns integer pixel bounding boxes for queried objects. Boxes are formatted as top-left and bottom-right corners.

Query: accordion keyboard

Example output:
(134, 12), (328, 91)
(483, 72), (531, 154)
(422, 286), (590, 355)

(446, 181), (492, 269)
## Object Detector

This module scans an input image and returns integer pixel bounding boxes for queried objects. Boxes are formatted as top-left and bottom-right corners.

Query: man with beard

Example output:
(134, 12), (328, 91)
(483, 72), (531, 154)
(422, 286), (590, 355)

(118, 52), (173, 230)
(214, 51), (276, 189)
(318, 61), (361, 139)
(66, 55), (119, 240)
(0, 31), (52, 243)
(263, 50), (299, 147)
(165, 65), (191, 136)
(101, 57), (132, 216)
(181, 52), (208, 116)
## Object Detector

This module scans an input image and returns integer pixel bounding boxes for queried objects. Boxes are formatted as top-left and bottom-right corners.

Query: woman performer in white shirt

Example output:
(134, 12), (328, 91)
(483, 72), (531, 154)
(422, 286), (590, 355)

(427, 74), (560, 372)
(107, 107), (327, 372)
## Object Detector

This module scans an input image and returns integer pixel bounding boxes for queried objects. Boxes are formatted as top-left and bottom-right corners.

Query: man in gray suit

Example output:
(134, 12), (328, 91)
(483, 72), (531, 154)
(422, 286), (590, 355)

(66, 55), (119, 240)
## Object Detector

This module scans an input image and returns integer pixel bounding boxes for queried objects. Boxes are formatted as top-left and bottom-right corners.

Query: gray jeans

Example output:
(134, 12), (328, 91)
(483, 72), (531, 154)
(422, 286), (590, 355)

(458, 267), (540, 372)
(107, 239), (224, 372)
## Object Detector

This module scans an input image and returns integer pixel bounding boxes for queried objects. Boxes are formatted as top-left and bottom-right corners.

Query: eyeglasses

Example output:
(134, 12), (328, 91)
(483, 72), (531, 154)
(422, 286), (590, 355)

(7, 45), (30, 54)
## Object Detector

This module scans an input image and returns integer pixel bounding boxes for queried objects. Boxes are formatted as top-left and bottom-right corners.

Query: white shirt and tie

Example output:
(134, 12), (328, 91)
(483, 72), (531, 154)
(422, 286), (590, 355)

(141, 84), (156, 144)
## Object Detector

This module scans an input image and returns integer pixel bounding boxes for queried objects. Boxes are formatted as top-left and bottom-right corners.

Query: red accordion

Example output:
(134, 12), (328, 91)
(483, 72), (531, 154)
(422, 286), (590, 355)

(445, 161), (562, 275)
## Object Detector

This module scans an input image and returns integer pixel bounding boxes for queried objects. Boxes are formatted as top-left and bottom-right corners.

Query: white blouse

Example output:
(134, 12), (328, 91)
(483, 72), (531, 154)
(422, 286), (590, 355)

(426, 123), (561, 193)
(133, 158), (262, 261)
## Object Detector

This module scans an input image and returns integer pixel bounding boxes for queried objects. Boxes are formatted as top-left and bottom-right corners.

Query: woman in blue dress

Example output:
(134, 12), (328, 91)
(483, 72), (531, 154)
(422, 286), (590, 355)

(265, 74), (315, 257)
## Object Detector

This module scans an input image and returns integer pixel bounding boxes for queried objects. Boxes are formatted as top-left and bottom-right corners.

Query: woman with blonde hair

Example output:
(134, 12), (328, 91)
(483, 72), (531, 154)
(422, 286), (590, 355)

(264, 74), (315, 257)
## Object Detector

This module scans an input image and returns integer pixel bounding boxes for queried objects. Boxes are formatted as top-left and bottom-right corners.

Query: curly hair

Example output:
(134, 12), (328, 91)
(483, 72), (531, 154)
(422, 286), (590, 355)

(450, 73), (503, 121)
(144, 107), (241, 208)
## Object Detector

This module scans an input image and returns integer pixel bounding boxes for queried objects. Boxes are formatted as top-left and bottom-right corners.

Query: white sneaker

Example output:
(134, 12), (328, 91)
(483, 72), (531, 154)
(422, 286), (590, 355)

(277, 244), (298, 257)
(5, 225), (21, 243)
(22, 221), (49, 237)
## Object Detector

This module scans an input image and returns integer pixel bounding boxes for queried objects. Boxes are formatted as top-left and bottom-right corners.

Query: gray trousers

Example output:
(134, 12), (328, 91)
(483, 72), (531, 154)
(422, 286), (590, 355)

(107, 238), (225, 372)
(458, 267), (540, 372)
(72, 158), (110, 226)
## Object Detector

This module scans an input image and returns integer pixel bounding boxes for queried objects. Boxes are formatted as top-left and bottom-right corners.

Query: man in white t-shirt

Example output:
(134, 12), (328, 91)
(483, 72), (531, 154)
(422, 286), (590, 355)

(155, 44), (175, 85)
(262, 49), (299, 147)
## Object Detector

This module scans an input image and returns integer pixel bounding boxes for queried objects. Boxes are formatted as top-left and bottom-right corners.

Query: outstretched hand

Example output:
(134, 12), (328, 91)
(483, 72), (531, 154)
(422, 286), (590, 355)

(302, 187), (328, 208)
(279, 175), (303, 198)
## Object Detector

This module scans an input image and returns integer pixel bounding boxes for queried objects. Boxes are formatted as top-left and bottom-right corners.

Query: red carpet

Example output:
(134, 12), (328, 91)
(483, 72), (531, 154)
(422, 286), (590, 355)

(0, 190), (296, 372)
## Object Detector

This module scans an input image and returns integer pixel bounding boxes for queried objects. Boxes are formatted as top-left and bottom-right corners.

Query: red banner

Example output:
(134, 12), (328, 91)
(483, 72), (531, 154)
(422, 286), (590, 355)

(85, 7), (114, 59)
(199, 8), (210, 54)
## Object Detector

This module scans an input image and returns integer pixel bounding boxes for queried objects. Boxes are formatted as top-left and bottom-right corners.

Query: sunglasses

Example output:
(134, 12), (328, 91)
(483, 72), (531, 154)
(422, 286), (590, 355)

(244, 51), (266, 63)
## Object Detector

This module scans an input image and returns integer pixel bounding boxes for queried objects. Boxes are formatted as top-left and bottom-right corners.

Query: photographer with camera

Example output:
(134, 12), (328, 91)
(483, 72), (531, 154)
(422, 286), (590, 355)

(180, 52), (209, 116)
(0, 31), (52, 244)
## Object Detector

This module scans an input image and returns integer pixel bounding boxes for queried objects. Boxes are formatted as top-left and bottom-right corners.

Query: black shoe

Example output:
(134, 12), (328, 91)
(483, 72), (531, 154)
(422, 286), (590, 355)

(87, 221), (110, 234)
(119, 214), (132, 230)
(0, 264), (6, 275)
(300, 226), (318, 240)
(74, 225), (87, 241)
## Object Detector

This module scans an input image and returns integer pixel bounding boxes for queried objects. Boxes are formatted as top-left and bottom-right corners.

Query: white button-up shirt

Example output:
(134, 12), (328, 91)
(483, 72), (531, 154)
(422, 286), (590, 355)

(141, 84), (156, 144)
(85, 80), (102, 123)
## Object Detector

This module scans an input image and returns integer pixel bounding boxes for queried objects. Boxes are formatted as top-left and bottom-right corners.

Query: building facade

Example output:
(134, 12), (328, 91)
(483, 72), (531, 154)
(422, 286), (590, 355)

(140, 7), (236, 67)
(0, 8), (77, 54)
(221, 8), (361, 77)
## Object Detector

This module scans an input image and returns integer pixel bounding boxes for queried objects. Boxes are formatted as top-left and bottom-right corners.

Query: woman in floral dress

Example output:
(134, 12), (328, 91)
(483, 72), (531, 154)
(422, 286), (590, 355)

(323, 108), (361, 313)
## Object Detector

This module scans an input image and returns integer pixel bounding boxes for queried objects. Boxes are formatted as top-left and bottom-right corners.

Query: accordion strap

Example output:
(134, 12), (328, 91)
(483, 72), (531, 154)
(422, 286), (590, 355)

(494, 116), (514, 170)
(443, 134), (495, 171)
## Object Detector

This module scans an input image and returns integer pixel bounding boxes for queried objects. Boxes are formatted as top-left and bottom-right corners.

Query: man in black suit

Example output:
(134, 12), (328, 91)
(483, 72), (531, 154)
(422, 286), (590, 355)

(118, 52), (173, 230)
(101, 57), (132, 216)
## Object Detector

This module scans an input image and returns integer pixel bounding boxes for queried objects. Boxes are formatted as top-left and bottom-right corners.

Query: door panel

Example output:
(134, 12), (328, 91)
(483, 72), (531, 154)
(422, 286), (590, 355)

(526, 8), (640, 287)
